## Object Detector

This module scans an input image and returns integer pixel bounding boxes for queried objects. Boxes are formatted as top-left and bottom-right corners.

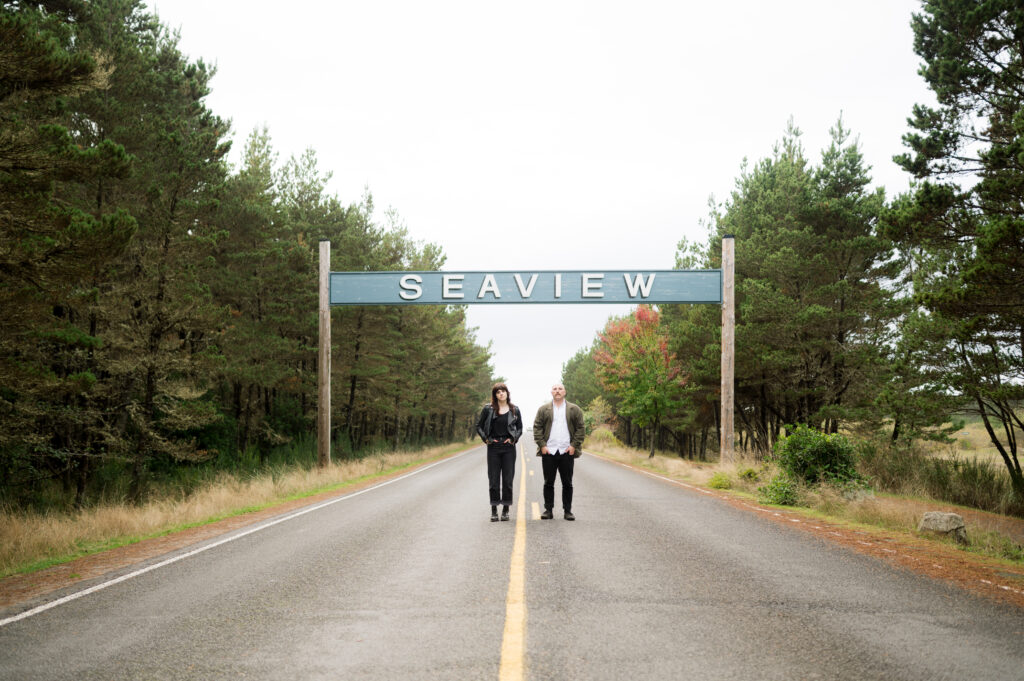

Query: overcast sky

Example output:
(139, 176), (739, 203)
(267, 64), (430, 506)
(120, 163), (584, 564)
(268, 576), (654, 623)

(153, 0), (933, 419)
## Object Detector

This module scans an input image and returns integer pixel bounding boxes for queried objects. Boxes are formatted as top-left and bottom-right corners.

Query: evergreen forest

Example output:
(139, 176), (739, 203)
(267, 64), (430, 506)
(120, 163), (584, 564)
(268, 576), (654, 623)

(1, 0), (495, 509)
(2, 1), (1022, 516)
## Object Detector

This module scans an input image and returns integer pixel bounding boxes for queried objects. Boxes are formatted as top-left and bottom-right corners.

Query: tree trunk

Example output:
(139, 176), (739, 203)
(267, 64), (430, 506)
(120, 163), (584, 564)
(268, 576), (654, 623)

(649, 417), (658, 458)
(74, 456), (90, 510)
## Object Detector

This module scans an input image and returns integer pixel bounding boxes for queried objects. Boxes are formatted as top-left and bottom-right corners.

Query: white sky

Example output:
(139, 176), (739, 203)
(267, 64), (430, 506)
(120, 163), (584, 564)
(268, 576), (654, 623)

(153, 0), (934, 419)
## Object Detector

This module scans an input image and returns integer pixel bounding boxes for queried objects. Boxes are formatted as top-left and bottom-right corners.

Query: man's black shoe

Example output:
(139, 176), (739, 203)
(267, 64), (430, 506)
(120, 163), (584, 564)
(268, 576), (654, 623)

(564, 511), (575, 521)
(500, 509), (510, 521)
(491, 511), (499, 522)
(540, 508), (553, 520)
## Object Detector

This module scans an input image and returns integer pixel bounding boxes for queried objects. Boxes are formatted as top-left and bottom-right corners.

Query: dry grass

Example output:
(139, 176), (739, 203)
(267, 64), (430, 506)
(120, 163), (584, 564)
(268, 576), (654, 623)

(801, 486), (916, 532)
(923, 417), (1020, 465)
(584, 426), (755, 486)
(0, 442), (469, 578)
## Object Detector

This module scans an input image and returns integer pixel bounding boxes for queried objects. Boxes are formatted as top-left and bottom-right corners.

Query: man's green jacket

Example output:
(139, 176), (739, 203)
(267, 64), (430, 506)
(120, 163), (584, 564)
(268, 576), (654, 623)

(533, 400), (585, 457)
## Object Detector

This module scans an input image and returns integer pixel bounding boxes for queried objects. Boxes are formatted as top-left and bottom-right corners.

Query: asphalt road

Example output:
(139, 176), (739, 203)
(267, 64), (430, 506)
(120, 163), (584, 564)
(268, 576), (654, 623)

(2, 444), (1024, 680)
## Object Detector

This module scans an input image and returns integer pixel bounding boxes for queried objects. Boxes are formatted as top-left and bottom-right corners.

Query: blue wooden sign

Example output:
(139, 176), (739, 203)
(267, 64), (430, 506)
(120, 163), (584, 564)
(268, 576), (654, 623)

(329, 270), (722, 305)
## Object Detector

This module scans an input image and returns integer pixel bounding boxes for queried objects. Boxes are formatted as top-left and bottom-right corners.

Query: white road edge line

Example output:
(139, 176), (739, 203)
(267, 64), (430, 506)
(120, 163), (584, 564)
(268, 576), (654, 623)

(0, 449), (472, 628)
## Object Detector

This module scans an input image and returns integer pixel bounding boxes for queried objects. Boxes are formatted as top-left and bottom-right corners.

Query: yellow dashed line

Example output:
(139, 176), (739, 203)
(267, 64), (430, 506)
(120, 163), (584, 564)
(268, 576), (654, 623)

(499, 445), (527, 681)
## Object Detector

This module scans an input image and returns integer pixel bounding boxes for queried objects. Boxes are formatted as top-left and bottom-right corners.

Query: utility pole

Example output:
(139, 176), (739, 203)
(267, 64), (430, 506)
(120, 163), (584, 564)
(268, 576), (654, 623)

(720, 235), (735, 464)
(318, 240), (331, 467)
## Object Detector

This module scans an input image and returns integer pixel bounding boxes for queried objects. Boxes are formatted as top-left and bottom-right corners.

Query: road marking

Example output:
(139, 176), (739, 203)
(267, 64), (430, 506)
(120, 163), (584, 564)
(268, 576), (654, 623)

(499, 445), (528, 681)
(0, 450), (472, 628)
(528, 469), (534, 476)
(531, 502), (540, 520)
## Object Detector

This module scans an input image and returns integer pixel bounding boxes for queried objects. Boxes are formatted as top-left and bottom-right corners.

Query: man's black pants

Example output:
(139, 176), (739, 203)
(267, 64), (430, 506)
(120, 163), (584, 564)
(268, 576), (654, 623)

(487, 444), (516, 506)
(541, 453), (574, 511)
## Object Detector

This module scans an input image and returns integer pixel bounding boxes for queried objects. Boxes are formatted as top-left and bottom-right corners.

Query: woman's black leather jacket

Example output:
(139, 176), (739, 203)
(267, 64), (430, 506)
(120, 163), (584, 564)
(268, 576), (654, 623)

(476, 404), (523, 444)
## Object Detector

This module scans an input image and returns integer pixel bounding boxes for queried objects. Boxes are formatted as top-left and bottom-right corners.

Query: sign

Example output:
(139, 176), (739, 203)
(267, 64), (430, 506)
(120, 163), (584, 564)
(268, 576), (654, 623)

(329, 270), (722, 305)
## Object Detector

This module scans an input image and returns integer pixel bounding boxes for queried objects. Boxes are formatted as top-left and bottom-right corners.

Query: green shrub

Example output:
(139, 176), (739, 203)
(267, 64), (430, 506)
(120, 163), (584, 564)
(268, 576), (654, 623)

(774, 425), (861, 484)
(737, 467), (759, 482)
(757, 473), (800, 506)
(708, 472), (732, 489)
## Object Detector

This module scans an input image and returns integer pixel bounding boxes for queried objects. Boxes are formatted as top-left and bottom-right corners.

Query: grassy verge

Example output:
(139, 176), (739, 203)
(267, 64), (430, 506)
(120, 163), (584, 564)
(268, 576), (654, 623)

(0, 441), (472, 579)
(584, 429), (1024, 566)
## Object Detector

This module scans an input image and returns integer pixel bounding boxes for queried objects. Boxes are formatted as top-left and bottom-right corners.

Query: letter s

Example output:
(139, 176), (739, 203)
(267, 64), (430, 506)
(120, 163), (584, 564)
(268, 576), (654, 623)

(399, 274), (423, 300)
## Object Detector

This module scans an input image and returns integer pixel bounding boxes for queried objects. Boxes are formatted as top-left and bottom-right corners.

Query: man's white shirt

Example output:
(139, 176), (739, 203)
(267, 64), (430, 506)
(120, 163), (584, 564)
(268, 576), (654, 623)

(546, 401), (571, 454)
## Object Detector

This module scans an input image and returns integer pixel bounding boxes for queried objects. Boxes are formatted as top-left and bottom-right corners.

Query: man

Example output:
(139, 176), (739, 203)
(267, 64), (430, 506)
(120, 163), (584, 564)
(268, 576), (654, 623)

(533, 383), (586, 520)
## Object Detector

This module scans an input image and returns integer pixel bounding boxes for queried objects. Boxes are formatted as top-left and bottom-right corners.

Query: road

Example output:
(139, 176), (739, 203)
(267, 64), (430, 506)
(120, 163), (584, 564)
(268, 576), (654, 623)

(2, 444), (1023, 680)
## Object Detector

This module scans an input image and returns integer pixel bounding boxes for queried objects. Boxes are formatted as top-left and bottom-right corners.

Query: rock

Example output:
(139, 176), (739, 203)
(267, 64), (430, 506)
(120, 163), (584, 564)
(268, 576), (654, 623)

(918, 511), (967, 544)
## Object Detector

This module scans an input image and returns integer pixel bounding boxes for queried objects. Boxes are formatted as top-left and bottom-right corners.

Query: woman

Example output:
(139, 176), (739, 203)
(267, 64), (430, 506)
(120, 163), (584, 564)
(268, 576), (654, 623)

(476, 382), (523, 522)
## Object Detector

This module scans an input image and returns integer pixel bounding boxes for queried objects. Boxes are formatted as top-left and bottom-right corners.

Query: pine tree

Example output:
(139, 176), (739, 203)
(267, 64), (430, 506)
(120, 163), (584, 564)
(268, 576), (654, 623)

(886, 0), (1024, 493)
(705, 121), (896, 455)
(0, 1), (135, 504)
(58, 0), (230, 500)
(209, 127), (315, 460)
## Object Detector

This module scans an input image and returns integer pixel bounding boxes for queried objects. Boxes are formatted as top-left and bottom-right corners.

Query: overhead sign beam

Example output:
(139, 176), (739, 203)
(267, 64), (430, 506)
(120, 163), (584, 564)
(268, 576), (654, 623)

(328, 270), (722, 306)
(317, 242), (736, 468)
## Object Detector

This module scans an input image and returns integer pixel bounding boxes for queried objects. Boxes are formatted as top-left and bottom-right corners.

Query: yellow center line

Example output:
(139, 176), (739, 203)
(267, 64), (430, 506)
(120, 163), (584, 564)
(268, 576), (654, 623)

(499, 444), (528, 681)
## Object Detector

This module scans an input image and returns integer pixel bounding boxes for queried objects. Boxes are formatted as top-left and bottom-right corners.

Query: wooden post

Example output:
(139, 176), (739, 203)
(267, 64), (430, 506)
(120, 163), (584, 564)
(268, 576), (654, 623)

(720, 235), (735, 464)
(318, 240), (331, 467)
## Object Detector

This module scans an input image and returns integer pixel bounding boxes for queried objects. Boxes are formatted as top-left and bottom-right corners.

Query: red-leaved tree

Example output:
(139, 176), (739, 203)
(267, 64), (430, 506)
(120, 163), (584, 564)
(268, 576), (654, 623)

(594, 306), (685, 457)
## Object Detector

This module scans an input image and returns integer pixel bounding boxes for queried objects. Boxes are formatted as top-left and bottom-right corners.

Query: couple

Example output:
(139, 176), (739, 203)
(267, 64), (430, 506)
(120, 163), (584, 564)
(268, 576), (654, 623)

(476, 382), (585, 523)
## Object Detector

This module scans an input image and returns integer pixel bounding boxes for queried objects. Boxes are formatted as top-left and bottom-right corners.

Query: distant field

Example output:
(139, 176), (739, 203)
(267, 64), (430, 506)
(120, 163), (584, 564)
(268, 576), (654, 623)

(927, 416), (1020, 465)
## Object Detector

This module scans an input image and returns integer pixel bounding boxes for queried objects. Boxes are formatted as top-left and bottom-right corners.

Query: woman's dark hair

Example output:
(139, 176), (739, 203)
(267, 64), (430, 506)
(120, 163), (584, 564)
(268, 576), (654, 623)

(490, 382), (514, 412)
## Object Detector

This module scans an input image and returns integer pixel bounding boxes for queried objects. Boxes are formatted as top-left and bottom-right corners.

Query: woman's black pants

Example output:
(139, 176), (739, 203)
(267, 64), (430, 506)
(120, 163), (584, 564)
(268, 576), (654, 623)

(487, 444), (516, 506)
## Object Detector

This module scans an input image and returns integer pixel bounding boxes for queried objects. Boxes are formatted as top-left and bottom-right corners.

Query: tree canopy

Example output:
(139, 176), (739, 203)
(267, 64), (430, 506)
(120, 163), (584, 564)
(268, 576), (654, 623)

(885, 0), (1024, 493)
(0, 0), (494, 507)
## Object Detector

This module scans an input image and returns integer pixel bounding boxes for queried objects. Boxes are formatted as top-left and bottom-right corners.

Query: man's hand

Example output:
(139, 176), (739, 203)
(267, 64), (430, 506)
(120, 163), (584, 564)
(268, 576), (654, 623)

(541, 446), (550, 455)
(567, 445), (576, 456)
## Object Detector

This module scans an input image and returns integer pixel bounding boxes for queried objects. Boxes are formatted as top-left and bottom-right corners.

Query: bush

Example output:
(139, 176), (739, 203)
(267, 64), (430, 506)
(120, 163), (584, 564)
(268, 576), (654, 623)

(757, 473), (800, 506)
(737, 467), (759, 482)
(774, 425), (861, 484)
(585, 425), (622, 448)
(708, 472), (732, 489)
(584, 397), (614, 435)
